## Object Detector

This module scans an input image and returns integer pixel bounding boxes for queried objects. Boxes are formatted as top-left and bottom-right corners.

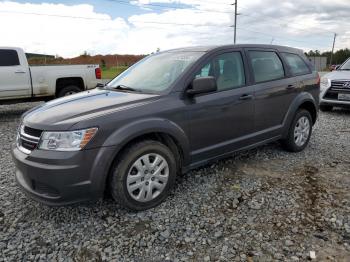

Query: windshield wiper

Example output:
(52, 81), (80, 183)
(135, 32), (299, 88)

(338, 68), (350, 71)
(108, 85), (138, 92)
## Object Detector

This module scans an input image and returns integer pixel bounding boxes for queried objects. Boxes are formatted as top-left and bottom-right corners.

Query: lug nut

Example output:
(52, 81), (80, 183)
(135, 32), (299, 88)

(151, 177), (155, 181)
(141, 178), (144, 181)
(145, 182), (149, 185)
(151, 170), (154, 174)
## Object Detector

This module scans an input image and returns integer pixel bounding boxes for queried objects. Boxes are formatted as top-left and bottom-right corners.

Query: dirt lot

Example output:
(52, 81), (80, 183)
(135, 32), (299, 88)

(0, 102), (349, 261)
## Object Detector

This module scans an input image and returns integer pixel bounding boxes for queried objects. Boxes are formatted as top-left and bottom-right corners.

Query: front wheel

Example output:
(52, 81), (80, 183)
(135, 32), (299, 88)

(282, 109), (312, 152)
(109, 140), (177, 211)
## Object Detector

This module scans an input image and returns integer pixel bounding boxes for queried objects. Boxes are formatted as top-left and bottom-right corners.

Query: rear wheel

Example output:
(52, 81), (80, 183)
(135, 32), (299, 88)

(57, 85), (82, 97)
(109, 140), (177, 211)
(282, 109), (312, 152)
(320, 105), (333, 112)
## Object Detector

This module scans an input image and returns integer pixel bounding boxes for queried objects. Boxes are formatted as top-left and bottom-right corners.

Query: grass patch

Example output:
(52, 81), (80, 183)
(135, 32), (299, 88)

(102, 66), (128, 79)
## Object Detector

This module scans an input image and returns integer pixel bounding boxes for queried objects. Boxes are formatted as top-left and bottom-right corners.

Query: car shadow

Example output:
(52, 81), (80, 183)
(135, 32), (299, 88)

(330, 107), (350, 115)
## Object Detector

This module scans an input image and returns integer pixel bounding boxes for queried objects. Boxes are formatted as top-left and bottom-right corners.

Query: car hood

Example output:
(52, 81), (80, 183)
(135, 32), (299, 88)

(323, 70), (350, 81)
(23, 88), (159, 130)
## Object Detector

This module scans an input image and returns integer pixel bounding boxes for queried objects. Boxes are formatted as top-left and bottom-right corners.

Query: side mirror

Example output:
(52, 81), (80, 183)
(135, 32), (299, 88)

(187, 76), (217, 96)
(96, 83), (105, 88)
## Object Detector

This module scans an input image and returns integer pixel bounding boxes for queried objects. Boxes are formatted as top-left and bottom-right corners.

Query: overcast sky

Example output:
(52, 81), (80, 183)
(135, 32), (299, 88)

(0, 0), (349, 57)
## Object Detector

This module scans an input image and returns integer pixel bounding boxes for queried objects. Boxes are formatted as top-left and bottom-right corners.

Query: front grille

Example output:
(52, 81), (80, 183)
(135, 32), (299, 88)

(324, 80), (350, 100)
(31, 180), (59, 197)
(24, 126), (42, 137)
(17, 125), (42, 154)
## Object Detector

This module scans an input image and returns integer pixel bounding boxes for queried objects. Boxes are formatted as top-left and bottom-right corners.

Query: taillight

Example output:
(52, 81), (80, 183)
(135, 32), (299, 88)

(95, 68), (101, 79)
(316, 73), (320, 86)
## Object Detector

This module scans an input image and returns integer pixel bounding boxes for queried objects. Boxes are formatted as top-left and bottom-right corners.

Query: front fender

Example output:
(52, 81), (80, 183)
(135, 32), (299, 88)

(102, 117), (190, 165)
(282, 92), (317, 138)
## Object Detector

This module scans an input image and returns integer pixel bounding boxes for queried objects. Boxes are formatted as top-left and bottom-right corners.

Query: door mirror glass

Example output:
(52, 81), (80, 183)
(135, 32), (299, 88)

(187, 76), (217, 95)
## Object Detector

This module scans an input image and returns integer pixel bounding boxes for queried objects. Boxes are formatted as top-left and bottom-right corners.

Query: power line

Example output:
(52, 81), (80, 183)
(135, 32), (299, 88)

(0, 8), (333, 49)
(113, 0), (234, 7)
(130, 20), (228, 27)
(0, 10), (110, 20)
(111, 0), (336, 39)
(108, 0), (234, 14)
(238, 6), (335, 35)
(130, 20), (330, 48)
(235, 27), (328, 47)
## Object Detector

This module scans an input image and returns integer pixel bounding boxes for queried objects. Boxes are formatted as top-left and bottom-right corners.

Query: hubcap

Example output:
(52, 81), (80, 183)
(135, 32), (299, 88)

(126, 153), (169, 202)
(294, 116), (310, 147)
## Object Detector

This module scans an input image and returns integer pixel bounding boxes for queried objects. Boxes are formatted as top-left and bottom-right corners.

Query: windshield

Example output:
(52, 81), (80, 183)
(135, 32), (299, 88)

(339, 59), (350, 70)
(106, 51), (204, 93)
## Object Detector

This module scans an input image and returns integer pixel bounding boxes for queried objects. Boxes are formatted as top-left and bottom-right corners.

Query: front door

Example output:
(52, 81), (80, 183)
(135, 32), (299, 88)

(0, 49), (31, 99)
(187, 50), (255, 164)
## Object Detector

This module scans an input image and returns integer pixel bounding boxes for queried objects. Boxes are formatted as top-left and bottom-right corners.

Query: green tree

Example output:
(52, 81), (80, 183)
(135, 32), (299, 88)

(101, 59), (106, 69)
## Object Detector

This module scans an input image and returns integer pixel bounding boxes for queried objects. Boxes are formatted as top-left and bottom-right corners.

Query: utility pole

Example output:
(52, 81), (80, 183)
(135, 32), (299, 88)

(329, 33), (337, 66)
(233, 0), (237, 44)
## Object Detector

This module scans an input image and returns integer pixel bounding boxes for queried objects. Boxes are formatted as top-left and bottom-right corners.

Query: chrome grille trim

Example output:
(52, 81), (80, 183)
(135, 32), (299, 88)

(17, 125), (42, 154)
(331, 80), (350, 90)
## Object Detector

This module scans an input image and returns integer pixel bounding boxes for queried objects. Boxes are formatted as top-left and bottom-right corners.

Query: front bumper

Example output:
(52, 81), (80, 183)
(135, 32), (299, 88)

(320, 87), (350, 107)
(320, 98), (350, 107)
(11, 144), (117, 206)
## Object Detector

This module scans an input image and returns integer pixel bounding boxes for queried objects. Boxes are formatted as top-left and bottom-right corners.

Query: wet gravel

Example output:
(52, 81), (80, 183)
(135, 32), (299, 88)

(0, 102), (350, 261)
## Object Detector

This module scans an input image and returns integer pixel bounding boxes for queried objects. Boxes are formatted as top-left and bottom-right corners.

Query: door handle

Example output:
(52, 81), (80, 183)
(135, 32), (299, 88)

(15, 71), (26, 74)
(286, 84), (296, 89)
(239, 94), (253, 100)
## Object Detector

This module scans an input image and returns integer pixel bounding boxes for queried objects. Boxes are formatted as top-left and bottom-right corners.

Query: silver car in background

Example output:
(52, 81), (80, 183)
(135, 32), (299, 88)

(320, 58), (350, 111)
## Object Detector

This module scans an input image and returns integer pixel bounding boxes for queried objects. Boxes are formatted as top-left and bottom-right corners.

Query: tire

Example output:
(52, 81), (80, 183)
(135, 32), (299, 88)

(109, 140), (177, 211)
(57, 85), (82, 97)
(282, 109), (312, 152)
(320, 105), (333, 112)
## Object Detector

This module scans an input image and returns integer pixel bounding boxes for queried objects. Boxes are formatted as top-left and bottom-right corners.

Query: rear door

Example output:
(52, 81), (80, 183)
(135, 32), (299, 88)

(280, 51), (315, 98)
(187, 49), (255, 163)
(245, 49), (298, 139)
(0, 49), (31, 99)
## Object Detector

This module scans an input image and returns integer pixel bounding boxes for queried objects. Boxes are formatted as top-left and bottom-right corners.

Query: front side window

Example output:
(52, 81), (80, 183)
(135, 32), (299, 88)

(0, 49), (20, 66)
(249, 51), (285, 83)
(281, 53), (310, 75)
(107, 51), (204, 93)
(195, 52), (245, 91)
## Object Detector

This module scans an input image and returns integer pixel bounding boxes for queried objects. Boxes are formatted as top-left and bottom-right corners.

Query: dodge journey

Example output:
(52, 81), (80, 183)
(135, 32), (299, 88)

(12, 44), (320, 210)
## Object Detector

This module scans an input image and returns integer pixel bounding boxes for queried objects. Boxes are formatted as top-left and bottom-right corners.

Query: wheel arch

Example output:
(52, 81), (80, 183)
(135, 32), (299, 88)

(282, 92), (318, 138)
(55, 77), (85, 96)
(93, 118), (190, 197)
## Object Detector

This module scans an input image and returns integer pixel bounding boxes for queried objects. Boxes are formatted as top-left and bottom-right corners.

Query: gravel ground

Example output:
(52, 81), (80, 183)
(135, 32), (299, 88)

(0, 102), (350, 262)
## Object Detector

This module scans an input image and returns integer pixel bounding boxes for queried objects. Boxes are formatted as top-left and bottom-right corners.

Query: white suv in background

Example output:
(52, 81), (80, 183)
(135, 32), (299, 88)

(320, 58), (350, 111)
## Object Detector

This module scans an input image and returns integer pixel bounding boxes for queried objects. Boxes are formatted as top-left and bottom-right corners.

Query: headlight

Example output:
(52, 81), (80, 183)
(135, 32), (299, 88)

(38, 127), (98, 151)
(320, 77), (331, 90)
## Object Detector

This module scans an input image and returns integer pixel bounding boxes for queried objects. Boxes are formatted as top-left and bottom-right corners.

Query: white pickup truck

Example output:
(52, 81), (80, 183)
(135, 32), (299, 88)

(0, 47), (101, 104)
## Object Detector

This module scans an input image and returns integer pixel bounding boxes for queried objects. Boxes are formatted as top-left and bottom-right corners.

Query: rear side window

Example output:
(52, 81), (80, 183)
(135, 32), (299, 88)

(281, 52), (311, 76)
(0, 49), (20, 66)
(249, 51), (285, 83)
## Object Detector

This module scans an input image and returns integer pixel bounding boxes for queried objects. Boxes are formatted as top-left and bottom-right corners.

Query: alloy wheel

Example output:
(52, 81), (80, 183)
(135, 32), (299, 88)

(294, 116), (310, 147)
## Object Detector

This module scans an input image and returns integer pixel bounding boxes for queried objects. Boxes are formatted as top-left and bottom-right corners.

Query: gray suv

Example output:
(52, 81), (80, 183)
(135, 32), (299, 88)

(12, 44), (320, 210)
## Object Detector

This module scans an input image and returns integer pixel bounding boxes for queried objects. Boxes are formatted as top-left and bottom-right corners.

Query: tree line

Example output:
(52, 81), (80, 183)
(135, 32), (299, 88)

(28, 52), (145, 68)
(306, 48), (350, 65)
